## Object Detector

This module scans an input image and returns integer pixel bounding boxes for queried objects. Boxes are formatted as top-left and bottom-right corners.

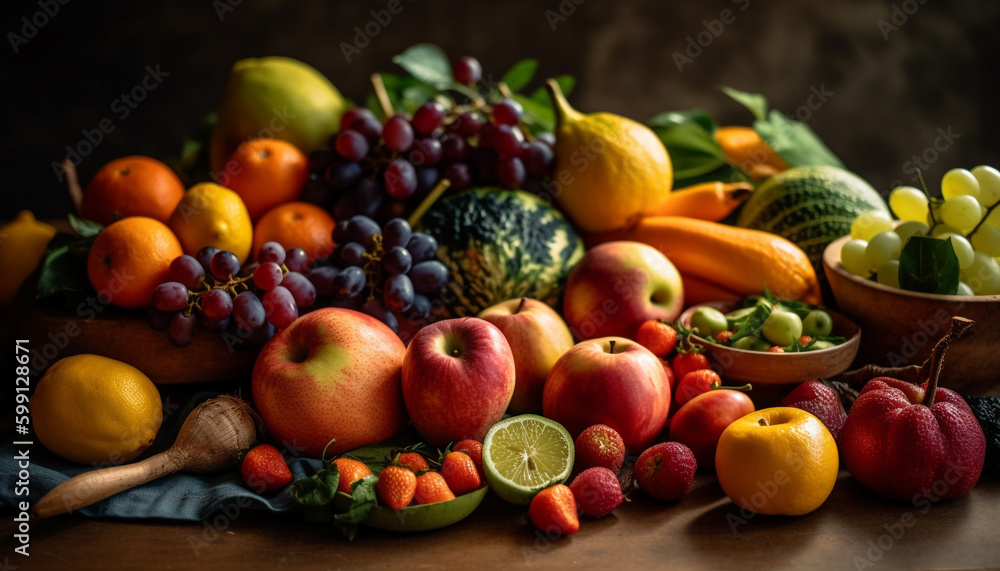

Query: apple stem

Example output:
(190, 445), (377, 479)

(757, 418), (769, 427)
(710, 381), (752, 393)
(608, 340), (616, 354)
(516, 297), (528, 314)
(921, 316), (975, 408)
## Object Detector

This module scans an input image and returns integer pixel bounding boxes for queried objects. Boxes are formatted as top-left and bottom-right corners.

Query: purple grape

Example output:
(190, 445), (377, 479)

(384, 159), (418, 200)
(324, 161), (363, 190)
(339, 107), (377, 132)
(491, 98), (523, 126)
(348, 215), (381, 248)
(352, 178), (386, 219)
(333, 266), (366, 299)
(210, 251), (241, 281)
(147, 307), (173, 331)
(478, 122), (497, 149)
(408, 293), (432, 320)
(308, 148), (337, 173)
(383, 115), (415, 152)
(415, 167), (440, 194)
(282, 271), (317, 308)
(333, 219), (353, 245)
(443, 163), (472, 191)
(284, 248), (310, 273)
(168, 312), (196, 348)
(406, 233), (438, 263)
(381, 218), (412, 249)
(197, 311), (229, 332)
(253, 261), (284, 291)
(335, 130), (369, 162)
(383, 273), (415, 313)
(237, 261), (258, 279)
(152, 282), (189, 312)
(257, 241), (286, 265)
(452, 56), (482, 85)
(535, 132), (556, 147)
(339, 242), (367, 266)
(496, 156), (526, 189)
(469, 147), (498, 184)
(348, 114), (383, 145)
(169, 255), (205, 291)
(263, 286), (298, 329)
(201, 288), (234, 321)
(521, 140), (555, 177)
(300, 175), (333, 207)
(450, 111), (482, 138)
(492, 124), (522, 159)
(440, 133), (468, 163)
(233, 291), (266, 331)
(248, 322), (277, 346)
(409, 138), (442, 167)
(412, 101), (446, 135)
(362, 299), (398, 333)
(382, 246), (413, 275)
(308, 266), (340, 296)
(195, 246), (220, 276)
(409, 260), (449, 293)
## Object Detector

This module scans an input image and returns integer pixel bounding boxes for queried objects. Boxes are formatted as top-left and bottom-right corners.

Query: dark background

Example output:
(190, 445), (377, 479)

(2, 0), (998, 220)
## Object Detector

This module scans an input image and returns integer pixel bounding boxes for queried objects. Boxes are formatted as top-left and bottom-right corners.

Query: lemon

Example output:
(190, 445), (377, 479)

(482, 414), (575, 505)
(31, 354), (163, 465)
(169, 182), (253, 263)
(0, 210), (57, 305)
(546, 79), (673, 234)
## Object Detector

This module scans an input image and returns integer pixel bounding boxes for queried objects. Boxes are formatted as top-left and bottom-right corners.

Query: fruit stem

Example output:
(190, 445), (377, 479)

(545, 78), (580, 132)
(407, 178), (451, 228)
(62, 159), (83, 213)
(710, 381), (753, 393)
(966, 198), (1000, 240)
(921, 316), (975, 408)
(516, 297), (528, 314)
(370, 73), (394, 118)
(757, 418), (769, 427)
(608, 340), (616, 354)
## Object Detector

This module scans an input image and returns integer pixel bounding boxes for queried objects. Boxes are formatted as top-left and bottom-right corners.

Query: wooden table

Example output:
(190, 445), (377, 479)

(4, 470), (999, 570)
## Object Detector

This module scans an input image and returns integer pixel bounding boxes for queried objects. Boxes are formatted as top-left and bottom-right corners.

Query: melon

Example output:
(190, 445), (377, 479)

(736, 165), (889, 272)
(418, 189), (585, 318)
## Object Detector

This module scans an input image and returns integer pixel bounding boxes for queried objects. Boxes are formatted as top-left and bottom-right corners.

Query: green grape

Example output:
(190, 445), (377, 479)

(970, 225), (1000, 257)
(940, 195), (983, 231)
(962, 252), (1000, 295)
(851, 210), (893, 241)
(971, 165), (1000, 208)
(876, 260), (900, 288)
(987, 206), (1000, 229)
(888, 186), (929, 222)
(956, 281), (975, 296)
(841, 239), (871, 277)
(865, 231), (902, 270)
(937, 233), (975, 269)
(941, 168), (980, 200)
(930, 223), (961, 238)
(894, 220), (929, 244)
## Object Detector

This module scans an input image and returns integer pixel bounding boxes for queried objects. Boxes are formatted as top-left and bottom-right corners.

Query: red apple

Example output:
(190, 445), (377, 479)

(562, 241), (684, 341)
(477, 297), (574, 414)
(669, 390), (756, 469)
(402, 317), (515, 447)
(251, 308), (408, 457)
(543, 337), (671, 450)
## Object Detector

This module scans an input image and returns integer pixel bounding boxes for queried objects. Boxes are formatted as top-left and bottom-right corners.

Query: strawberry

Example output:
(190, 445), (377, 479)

(568, 467), (624, 518)
(574, 424), (626, 473)
(441, 451), (482, 495)
(332, 458), (372, 494)
(636, 320), (679, 358)
(635, 441), (697, 501)
(713, 330), (734, 343)
(529, 484), (579, 535)
(781, 380), (848, 442)
(451, 439), (483, 475)
(397, 451), (430, 473)
(414, 471), (456, 505)
(767, 345), (785, 353)
(376, 465), (417, 510)
(241, 444), (293, 494)
(671, 351), (709, 384)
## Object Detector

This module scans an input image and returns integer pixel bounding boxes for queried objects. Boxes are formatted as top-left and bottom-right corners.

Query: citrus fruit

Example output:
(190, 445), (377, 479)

(715, 407), (839, 516)
(31, 354), (163, 465)
(222, 138), (308, 221)
(0, 210), (56, 305)
(714, 126), (788, 180)
(87, 216), (183, 309)
(169, 182), (253, 263)
(482, 414), (575, 505)
(79, 156), (186, 225)
(251, 201), (335, 262)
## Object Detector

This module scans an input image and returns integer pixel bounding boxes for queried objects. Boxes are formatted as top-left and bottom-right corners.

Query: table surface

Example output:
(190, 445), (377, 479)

(4, 469), (999, 571)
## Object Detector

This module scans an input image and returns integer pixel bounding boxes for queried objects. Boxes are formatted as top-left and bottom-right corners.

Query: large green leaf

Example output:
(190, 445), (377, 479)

(722, 86), (769, 121)
(35, 232), (94, 300)
(391, 44), (453, 86)
(501, 59), (538, 92)
(898, 236), (960, 295)
(753, 110), (844, 169)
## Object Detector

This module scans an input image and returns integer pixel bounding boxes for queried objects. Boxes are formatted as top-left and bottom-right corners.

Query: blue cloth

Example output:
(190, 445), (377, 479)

(0, 392), (322, 521)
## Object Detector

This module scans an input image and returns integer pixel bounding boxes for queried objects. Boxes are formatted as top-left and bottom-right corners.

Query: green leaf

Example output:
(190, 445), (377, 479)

(529, 75), (575, 107)
(392, 44), (453, 86)
(898, 235), (960, 294)
(290, 465), (341, 524)
(513, 94), (555, 134)
(753, 110), (843, 168)
(35, 233), (94, 300)
(333, 475), (379, 541)
(400, 84), (439, 113)
(340, 427), (425, 475)
(68, 214), (103, 238)
(648, 109), (717, 133)
(722, 86), (769, 122)
(649, 112), (728, 181)
(501, 59), (538, 92)
(728, 303), (772, 343)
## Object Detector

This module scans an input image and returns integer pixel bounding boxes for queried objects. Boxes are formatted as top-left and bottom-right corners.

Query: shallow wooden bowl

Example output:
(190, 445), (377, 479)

(823, 234), (1000, 396)
(678, 301), (860, 385)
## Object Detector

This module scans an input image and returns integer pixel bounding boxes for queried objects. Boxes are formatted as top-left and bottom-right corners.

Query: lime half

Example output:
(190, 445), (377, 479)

(482, 414), (575, 505)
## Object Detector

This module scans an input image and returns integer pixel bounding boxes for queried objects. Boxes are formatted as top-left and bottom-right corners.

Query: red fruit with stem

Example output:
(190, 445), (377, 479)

(671, 351), (709, 384)
(669, 390), (755, 469)
(781, 381), (848, 442)
(674, 369), (752, 408)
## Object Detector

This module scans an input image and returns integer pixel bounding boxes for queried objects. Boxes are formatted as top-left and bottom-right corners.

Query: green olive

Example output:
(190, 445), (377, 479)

(690, 307), (728, 337)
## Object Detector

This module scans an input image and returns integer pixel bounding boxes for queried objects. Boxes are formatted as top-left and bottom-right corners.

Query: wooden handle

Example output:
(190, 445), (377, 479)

(33, 450), (181, 519)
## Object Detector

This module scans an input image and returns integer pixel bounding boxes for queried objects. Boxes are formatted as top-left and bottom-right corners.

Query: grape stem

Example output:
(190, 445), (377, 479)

(407, 178), (451, 228)
(370, 73), (394, 118)
(965, 197), (1000, 240)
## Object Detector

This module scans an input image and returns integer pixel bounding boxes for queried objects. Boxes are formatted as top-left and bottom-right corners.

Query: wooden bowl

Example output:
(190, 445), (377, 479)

(823, 234), (1000, 396)
(678, 301), (860, 385)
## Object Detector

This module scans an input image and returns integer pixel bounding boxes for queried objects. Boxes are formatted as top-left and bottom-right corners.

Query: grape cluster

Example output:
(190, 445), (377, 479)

(149, 243), (317, 347)
(841, 165), (1000, 294)
(310, 215), (448, 333)
(300, 55), (556, 223)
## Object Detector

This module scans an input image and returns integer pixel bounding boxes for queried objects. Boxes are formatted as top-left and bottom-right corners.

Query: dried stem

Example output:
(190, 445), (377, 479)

(63, 159), (83, 213)
(370, 73), (394, 118)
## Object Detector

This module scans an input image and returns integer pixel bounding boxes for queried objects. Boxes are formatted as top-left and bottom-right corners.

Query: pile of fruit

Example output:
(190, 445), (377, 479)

(7, 44), (999, 539)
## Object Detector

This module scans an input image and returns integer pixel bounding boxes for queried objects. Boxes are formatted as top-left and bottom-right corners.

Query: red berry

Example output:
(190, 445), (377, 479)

(574, 424), (626, 473)
(529, 484), (579, 535)
(397, 452), (430, 473)
(781, 380), (848, 442)
(637, 320), (679, 358)
(331, 458), (372, 495)
(240, 444), (292, 494)
(635, 442), (697, 501)
(451, 439), (484, 475)
(414, 471), (456, 505)
(441, 451), (482, 495)
(376, 465), (417, 510)
(568, 467), (624, 518)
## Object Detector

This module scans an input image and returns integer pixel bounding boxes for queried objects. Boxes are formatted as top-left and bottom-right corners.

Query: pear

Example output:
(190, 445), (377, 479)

(209, 56), (349, 173)
(546, 79), (673, 234)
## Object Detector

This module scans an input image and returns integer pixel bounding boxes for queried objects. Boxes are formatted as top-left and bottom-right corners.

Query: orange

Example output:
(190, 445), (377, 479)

(715, 126), (788, 181)
(252, 201), (335, 263)
(80, 156), (186, 225)
(221, 138), (308, 221)
(715, 407), (838, 516)
(87, 216), (183, 309)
